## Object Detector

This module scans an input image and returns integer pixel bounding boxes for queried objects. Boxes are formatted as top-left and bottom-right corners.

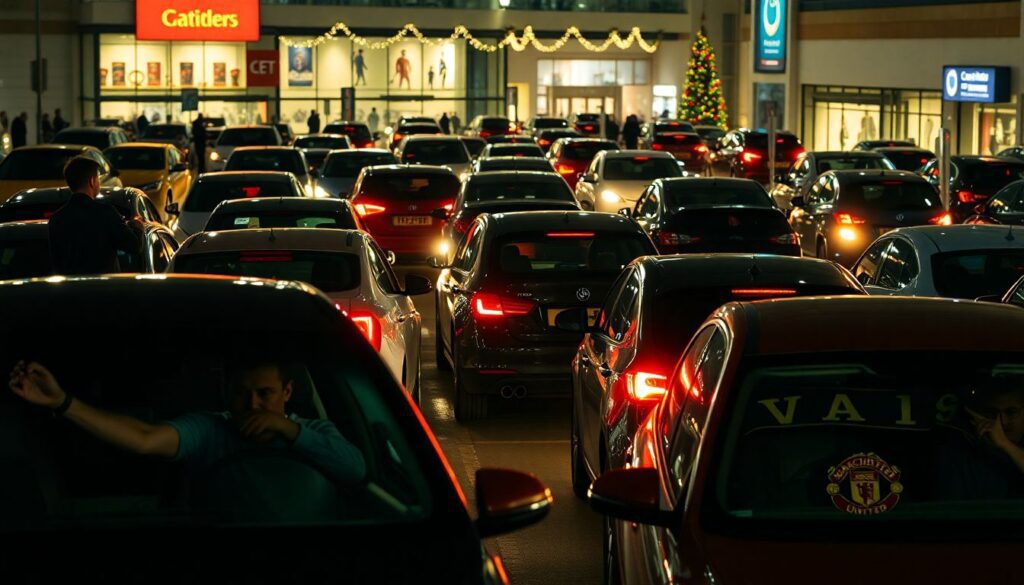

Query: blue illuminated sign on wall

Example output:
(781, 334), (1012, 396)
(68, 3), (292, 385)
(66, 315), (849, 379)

(755, 0), (787, 73)
(942, 66), (1010, 103)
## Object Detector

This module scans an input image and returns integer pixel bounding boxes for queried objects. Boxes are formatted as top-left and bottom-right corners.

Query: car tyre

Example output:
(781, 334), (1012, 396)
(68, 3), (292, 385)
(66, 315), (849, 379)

(453, 346), (488, 422)
(571, 406), (591, 499)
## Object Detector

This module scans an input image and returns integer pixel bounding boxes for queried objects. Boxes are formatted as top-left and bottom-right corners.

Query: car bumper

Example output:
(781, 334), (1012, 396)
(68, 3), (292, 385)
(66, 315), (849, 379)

(458, 343), (577, 396)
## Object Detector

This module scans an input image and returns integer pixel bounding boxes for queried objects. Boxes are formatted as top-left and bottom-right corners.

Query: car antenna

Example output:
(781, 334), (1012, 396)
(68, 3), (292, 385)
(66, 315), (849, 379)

(269, 227), (277, 242)
(748, 255), (761, 280)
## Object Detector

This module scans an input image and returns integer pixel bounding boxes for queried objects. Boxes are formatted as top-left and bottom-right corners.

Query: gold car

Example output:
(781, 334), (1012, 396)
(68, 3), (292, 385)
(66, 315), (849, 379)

(104, 142), (191, 220)
(0, 144), (121, 203)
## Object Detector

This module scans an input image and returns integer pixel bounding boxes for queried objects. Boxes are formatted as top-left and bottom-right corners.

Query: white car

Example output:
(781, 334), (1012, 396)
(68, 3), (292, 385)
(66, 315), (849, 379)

(207, 125), (283, 172)
(573, 150), (682, 213)
(394, 135), (472, 179)
(851, 224), (1024, 299)
(169, 228), (432, 401)
(167, 171), (306, 242)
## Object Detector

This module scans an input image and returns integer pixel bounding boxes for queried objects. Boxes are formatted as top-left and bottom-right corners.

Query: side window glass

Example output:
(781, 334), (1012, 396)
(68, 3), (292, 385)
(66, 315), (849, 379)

(149, 233), (170, 273)
(659, 326), (717, 445)
(1009, 282), (1024, 308)
(455, 224), (483, 272)
(853, 240), (890, 286)
(596, 270), (630, 332)
(366, 244), (397, 294)
(605, 271), (640, 342)
(876, 239), (918, 290)
(640, 190), (659, 219)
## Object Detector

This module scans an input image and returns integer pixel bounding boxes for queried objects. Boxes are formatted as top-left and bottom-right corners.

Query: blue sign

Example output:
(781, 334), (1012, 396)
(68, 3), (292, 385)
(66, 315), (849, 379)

(942, 66), (1010, 103)
(755, 0), (787, 73)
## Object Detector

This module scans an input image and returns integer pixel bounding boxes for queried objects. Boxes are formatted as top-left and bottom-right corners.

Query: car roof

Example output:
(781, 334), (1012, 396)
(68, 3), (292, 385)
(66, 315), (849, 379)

(874, 146), (934, 153)
(952, 155), (1024, 165)
(481, 210), (644, 235)
(147, 123), (187, 128)
(220, 125), (276, 130)
(230, 146), (300, 153)
(196, 171), (295, 182)
(212, 197), (350, 213)
(397, 123), (441, 130)
(466, 171), (564, 182)
(326, 148), (392, 157)
(728, 296), (1024, 355)
(56, 127), (119, 134)
(326, 121), (368, 127)
(402, 135), (461, 142)
(0, 220), (49, 237)
(601, 150), (676, 159)
(8, 144), (95, 154)
(810, 151), (885, 157)
(886, 224), (1024, 252)
(362, 164), (457, 177)
(641, 254), (862, 292)
(105, 142), (170, 150)
(736, 128), (797, 136)
(295, 134), (348, 140)
(179, 227), (365, 255)
(5, 186), (141, 208)
(827, 169), (927, 184)
(656, 177), (764, 189)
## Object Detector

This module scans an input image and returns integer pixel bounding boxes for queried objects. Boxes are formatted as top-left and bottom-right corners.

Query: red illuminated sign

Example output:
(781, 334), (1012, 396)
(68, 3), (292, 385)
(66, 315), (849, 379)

(246, 50), (278, 87)
(136, 0), (260, 42)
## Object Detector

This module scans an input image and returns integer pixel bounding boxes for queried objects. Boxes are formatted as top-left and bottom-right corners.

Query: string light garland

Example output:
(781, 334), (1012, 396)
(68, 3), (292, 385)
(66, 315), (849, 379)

(280, 23), (660, 54)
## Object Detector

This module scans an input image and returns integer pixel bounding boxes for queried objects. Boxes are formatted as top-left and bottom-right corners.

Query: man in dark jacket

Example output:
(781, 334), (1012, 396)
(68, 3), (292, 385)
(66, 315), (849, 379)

(48, 156), (138, 276)
(10, 112), (27, 148)
(307, 110), (321, 134)
(136, 113), (149, 137)
(621, 114), (641, 150)
(191, 114), (207, 173)
(53, 109), (68, 133)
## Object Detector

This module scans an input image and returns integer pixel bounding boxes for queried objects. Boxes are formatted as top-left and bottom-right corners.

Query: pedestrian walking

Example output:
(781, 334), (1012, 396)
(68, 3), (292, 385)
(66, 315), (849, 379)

(307, 110), (321, 134)
(622, 114), (640, 149)
(191, 113), (207, 174)
(606, 114), (620, 145)
(11, 112), (28, 148)
(450, 112), (461, 135)
(439, 113), (451, 135)
(48, 156), (139, 275)
(368, 108), (380, 133)
(136, 112), (149, 137)
(53, 108), (68, 133)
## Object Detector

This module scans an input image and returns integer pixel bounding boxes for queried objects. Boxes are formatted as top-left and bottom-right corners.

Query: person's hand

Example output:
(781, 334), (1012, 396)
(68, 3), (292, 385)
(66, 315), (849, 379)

(9, 361), (65, 409)
(235, 411), (299, 444)
(968, 407), (1014, 452)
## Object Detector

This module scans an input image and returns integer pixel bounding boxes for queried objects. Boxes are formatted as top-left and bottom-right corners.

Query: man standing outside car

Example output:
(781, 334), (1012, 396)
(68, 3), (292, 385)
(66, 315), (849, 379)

(191, 113), (207, 173)
(48, 156), (138, 275)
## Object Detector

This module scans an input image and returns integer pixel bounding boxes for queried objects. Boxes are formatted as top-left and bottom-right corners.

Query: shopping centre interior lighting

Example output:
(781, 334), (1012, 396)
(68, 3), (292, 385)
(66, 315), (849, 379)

(279, 23), (660, 54)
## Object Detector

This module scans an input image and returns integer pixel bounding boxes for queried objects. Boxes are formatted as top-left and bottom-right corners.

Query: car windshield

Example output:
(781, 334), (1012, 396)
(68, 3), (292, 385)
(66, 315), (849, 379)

(464, 178), (573, 203)
(839, 181), (941, 211)
(398, 125), (440, 136)
(664, 182), (774, 208)
(142, 126), (186, 140)
(0, 236), (52, 280)
(603, 157), (682, 180)
(206, 210), (356, 231)
(105, 148), (166, 171)
(401, 141), (468, 165)
(323, 124), (372, 142)
(216, 128), (279, 147)
(486, 145), (544, 158)
(710, 352), (1024, 536)
(931, 250), (1024, 299)
(0, 322), (432, 532)
(816, 157), (894, 173)
(295, 137), (350, 150)
(174, 251), (360, 292)
(960, 162), (1024, 188)
(563, 142), (618, 161)
(0, 150), (79, 180)
(184, 179), (300, 212)
(226, 151), (305, 176)
(53, 131), (108, 150)
(322, 153), (397, 178)
(360, 173), (460, 201)
(883, 151), (935, 172)
(492, 232), (651, 275)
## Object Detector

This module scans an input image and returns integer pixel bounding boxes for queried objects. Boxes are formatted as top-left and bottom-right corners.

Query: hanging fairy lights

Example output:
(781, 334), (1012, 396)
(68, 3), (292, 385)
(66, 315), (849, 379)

(279, 23), (660, 54)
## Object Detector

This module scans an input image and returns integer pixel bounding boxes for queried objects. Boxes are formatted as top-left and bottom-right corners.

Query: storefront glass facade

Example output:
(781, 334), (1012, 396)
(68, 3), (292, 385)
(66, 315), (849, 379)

(801, 85), (943, 152)
(536, 58), (652, 121)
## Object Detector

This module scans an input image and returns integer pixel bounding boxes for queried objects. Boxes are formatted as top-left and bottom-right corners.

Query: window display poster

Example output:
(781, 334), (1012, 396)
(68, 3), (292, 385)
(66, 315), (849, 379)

(423, 43), (455, 91)
(180, 62), (194, 87)
(288, 46), (314, 87)
(390, 41), (419, 91)
(147, 62), (161, 86)
(357, 43), (387, 91)
(213, 62), (226, 87)
(99, 67), (108, 87)
(112, 62), (126, 87)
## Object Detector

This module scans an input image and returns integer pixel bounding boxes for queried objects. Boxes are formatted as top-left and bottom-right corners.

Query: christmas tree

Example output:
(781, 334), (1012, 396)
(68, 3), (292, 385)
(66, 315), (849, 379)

(679, 28), (728, 129)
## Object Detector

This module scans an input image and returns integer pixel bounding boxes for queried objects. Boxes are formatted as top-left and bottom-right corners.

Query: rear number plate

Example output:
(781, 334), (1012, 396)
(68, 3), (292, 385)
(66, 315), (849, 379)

(393, 216), (432, 226)
(773, 161), (790, 169)
(546, 307), (600, 327)
(675, 152), (692, 160)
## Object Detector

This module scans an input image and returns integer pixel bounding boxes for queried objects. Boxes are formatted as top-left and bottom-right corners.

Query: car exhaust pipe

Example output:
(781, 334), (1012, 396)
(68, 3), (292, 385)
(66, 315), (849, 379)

(499, 385), (515, 399)
(513, 385), (527, 399)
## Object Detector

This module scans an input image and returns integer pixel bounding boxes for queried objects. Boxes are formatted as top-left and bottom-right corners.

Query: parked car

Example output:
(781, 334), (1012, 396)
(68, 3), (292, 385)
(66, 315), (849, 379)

(316, 149), (398, 198)
(770, 151), (894, 214)
(207, 125), (283, 172)
(920, 155), (1024, 222)
(574, 150), (682, 212)
(0, 145), (121, 203)
(715, 129), (805, 184)
(103, 142), (191, 219)
(53, 126), (129, 150)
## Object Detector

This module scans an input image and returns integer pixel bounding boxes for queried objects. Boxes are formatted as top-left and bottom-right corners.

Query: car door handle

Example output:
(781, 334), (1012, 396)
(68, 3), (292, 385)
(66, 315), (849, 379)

(598, 364), (612, 377)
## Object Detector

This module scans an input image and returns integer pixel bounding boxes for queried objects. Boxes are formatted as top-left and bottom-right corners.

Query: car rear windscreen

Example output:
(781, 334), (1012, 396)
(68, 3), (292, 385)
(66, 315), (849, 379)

(0, 150), (79, 180)
(477, 159), (555, 173)
(654, 122), (695, 134)
(142, 126), (187, 140)
(665, 208), (792, 239)
(461, 139), (486, 157)
(0, 202), (64, 222)
(53, 131), (108, 150)
(294, 137), (350, 150)
(840, 181), (941, 211)
(174, 250), (360, 292)
(653, 134), (704, 147)
(603, 157), (682, 180)
(562, 142), (619, 161)
(883, 151), (934, 172)
(932, 250), (1024, 299)
(815, 157), (894, 173)
(464, 178), (573, 203)
(216, 128), (280, 147)
(487, 145), (544, 158)
(323, 124), (372, 142)
(664, 182), (774, 208)
(401, 141), (469, 165)
(745, 134), (801, 150)
(184, 179), (299, 212)
(225, 151), (304, 175)
(533, 119), (568, 129)
(0, 237), (52, 280)
(322, 153), (397, 178)
(481, 118), (510, 131)
(493, 232), (651, 275)
(106, 148), (166, 171)
(960, 162), (1024, 188)
(358, 173), (460, 201)
(206, 210), (356, 231)
(398, 125), (440, 136)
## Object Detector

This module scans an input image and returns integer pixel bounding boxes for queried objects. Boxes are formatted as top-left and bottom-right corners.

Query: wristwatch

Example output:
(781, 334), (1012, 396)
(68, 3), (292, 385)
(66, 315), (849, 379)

(52, 394), (73, 416)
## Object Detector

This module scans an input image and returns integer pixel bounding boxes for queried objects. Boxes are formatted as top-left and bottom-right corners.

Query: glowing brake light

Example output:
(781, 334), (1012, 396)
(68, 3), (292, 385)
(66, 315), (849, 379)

(354, 203), (386, 217)
(539, 139), (551, 147)
(834, 212), (866, 225)
(633, 156), (651, 162)
(472, 292), (535, 318)
(479, 130), (492, 138)
(337, 306), (382, 351)
(626, 371), (668, 402)
(651, 143), (665, 151)
(556, 164), (576, 175)
(392, 133), (404, 143)
(930, 212), (954, 226)
(242, 186), (261, 198)
(694, 144), (709, 154)
(730, 288), (798, 298)
(957, 190), (982, 204)
(546, 231), (595, 237)
(741, 151), (762, 164)
(791, 146), (806, 159)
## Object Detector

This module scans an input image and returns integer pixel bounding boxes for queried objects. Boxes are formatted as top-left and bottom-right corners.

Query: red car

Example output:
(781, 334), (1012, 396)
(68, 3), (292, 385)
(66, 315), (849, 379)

(590, 296), (1024, 584)
(649, 132), (709, 175)
(547, 138), (619, 190)
(349, 165), (460, 258)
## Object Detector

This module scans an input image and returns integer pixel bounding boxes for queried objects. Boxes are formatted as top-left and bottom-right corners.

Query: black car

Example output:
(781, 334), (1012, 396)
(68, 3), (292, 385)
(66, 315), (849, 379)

(459, 137), (488, 160)
(483, 135), (539, 145)
(874, 146), (936, 172)
(322, 121), (376, 149)
(996, 146), (1024, 161)
(571, 113), (602, 136)
(316, 149), (398, 198)
(792, 170), (950, 266)
(920, 155), (1024, 221)
(627, 177), (799, 256)
(479, 143), (545, 159)
(852, 139), (916, 151)
(965, 179), (1024, 225)
(204, 197), (362, 232)
(568, 254), (865, 498)
(432, 211), (657, 421)
(714, 129), (805, 184)
(524, 117), (569, 136)
(436, 171), (580, 244)
(0, 275), (551, 584)
(293, 134), (353, 172)
(0, 186), (165, 226)
(472, 156), (558, 175)
(535, 128), (582, 153)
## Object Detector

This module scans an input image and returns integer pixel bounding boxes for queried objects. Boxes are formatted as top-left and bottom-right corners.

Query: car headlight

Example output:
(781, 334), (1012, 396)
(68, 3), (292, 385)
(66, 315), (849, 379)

(839, 227), (858, 241)
(136, 180), (162, 191)
(601, 190), (622, 203)
(313, 184), (332, 198)
(209, 151), (221, 161)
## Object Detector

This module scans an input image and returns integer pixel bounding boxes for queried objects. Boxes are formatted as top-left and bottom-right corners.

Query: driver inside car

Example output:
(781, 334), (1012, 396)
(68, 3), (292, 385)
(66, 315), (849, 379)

(8, 358), (366, 486)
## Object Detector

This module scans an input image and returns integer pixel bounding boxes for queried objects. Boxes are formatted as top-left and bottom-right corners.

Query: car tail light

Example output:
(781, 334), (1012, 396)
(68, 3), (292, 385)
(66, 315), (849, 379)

(242, 186), (261, 198)
(633, 156), (650, 162)
(730, 288), (798, 298)
(694, 144), (709, 154)
(354, 202), (387, 217)
(834, 212), (866, 225)
(741, 150), (762, 164)
(556, 163), (576, 175)
(479, 130), (492, 138)
(539, 138), (551, 147)
(658, 231), (700, 246)
(769, 232), (800, 245)
(626, 370), (668, 402)
(791, 146), (806, 159)
(338, 307), (382, 351)
(651, 143), (664, 151)
(358, 140), (375, 148)
(583, 125), (595, 132)
(957, 190), (983, 203)
(472, 292), (535, 318)
(930, 212), (954, 225)
(547, 231), (595, 237)
(392, 133), (404, 144)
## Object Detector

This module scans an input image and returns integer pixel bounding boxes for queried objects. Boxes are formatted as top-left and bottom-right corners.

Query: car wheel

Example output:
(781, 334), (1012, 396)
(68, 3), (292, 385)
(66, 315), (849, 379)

(434, 300), (451, 372)
(453, 345), (487, 422)
(571, 406), (590, 499)
(603, 515), (622, 585)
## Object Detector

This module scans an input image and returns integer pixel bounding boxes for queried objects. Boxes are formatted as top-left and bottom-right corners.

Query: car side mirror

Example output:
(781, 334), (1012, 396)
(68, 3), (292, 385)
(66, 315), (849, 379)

(617, 207), (632, 217)
(588, 467), (677, 529)
(170, 162), (189, 173)
(430, 208), (450, 220)
(165, 202), (180, 216)
(553, 307), (594, 333)
(475, 468), (552, 538)
(385, 250), (397, 265)
(427, 254), (449, 269)
(790, 196), (806, 208)
(402, 273), (433, 296)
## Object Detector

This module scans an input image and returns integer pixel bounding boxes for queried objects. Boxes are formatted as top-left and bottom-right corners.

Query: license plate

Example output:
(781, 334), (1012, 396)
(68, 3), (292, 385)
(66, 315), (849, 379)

(675, 152), (692, 160)
(546, 307), (600, 327)
(773, 161), (790, 169)
(393, 216), (432, 227)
